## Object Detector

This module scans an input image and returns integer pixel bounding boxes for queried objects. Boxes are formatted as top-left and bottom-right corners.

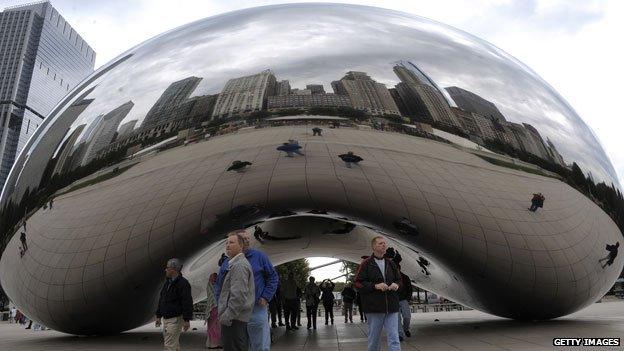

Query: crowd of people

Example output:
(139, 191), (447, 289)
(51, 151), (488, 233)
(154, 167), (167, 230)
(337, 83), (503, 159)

(155, 232), (414, 350)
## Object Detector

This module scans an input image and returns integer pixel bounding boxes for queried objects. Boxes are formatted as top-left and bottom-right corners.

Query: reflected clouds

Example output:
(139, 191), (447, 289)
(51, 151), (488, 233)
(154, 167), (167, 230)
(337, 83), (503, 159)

(36, 3), (617, 187)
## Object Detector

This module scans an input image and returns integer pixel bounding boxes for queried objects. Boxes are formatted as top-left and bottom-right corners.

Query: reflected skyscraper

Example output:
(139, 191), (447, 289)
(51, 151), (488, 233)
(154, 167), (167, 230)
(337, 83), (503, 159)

(142, 77), (201, 128)
(332, 71), (400, 116)
(117, 120), (138, 138)
(0, 1), (95, 187)
(81, 101), (134, 166)
(446, 86), (506, 121)
(393, 63), (461, 128)
(212, 70), (277, 119)
(52, 124), (85, 176)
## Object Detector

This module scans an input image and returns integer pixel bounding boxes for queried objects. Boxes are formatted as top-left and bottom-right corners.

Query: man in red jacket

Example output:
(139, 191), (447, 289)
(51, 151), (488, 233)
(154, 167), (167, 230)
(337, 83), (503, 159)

(355, 236), (402, 351)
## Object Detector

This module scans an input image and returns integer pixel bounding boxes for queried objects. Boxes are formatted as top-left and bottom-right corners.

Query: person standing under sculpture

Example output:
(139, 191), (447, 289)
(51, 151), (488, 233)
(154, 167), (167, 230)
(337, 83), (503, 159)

(397, 266), (413, 340)
(205, 272), (222, 349)
(341, 282), (356, 323)
(304, 276), (321, 329)
(219, 231), (255, 351)
(320, 279), (335, 325)
(155, 258), (193, 351)
(355, 236), (402, 351)
(215, 230), (279, 351)
(280, 272), (300, 331)
(269, 283), (284, 328)
(355, 290), (366, 322)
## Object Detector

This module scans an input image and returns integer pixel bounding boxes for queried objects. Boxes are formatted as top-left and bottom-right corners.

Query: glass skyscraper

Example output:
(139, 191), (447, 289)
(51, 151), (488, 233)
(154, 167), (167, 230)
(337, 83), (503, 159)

(0, 1), (95, 188)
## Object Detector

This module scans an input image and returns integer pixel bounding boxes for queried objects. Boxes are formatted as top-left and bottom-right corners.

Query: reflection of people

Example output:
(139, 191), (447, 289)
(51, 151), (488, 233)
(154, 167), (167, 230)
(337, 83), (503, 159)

(528, 193), (545, 212)
(341, 282), (356, 323)
(304, 277), (320, 330)
(338, 151), (363, 168)
(205, 272), (222, 349)
(277, 142), (305, 157)
(355, 236), (401, 351)
(218, 232), (255, 351)
(20, 231), (27, 252)
(155, 258), (193, 351)
(599, 242), (619, 268)
(253, 225), (265, 243)
(320, 279), (335, 325)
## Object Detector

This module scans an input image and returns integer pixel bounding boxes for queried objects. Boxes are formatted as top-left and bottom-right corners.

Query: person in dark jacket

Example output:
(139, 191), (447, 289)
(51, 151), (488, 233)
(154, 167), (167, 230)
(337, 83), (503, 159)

(304, 276), (321, 329)
(155, 258), (193, 351)
(600, 242), (619, 268)
(355, 236), (401, 351)
(320, 279), (335, 325)
(397, 267), (413, 339)
(341, 282), (356, 323)
(281, 272), (300, 330)
(269, 283), (285, 328)
(355, 290), (366, 322)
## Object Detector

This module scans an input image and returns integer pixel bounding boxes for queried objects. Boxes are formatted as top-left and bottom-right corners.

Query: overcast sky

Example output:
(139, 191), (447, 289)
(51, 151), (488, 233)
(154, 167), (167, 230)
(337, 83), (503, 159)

(2, 0), (622, 280)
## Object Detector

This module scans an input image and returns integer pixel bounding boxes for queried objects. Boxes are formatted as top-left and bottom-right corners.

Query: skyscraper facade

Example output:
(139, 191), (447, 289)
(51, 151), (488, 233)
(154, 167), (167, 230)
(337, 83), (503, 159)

(0, 1), (95, 187)
(446, 86), (506, 121)
(81, 101), (134, 166)
(142, 76), (202, 128)
(212, 69), (277, 119)
(331, 71), (399, 116)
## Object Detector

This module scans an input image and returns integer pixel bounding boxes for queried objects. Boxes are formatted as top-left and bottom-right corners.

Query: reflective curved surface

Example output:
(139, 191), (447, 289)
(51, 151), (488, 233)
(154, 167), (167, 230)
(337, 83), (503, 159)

(1, 3), (622, 335)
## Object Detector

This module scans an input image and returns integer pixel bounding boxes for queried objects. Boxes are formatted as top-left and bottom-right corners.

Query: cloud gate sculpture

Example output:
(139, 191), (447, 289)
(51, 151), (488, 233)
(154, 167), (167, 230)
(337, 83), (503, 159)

(0, 3), (622, 335)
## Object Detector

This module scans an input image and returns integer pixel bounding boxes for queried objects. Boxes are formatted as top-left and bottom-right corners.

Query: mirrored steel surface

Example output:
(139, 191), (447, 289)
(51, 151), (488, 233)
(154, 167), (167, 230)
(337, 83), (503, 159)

(0, 3), (622, 335)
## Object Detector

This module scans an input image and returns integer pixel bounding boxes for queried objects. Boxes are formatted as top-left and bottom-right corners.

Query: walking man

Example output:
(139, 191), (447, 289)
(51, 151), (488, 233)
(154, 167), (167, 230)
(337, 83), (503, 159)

(355, 236), (402, 351)
(397, 266), (413, 340)
(155, 258), (193, 351)
(215, 230), (279, 351)
(320, 279), (335, 325)
(341, 282), (356, 323)
(219, 231), (256, 351)
(304, 276), (321, 329)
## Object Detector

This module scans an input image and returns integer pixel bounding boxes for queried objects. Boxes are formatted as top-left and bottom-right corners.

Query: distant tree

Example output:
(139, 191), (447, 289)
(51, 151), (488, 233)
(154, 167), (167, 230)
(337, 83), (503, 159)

(340, 261), (361, 283)
(276, 259), (310, 289)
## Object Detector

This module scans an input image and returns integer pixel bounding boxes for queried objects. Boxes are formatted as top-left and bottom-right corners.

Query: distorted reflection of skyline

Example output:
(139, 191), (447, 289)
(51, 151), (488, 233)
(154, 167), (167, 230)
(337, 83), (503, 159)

(46, 3), (620, 188)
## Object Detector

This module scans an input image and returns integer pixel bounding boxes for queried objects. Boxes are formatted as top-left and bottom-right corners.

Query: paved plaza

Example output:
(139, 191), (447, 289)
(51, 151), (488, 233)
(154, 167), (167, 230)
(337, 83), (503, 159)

(0, 300), (622, 350)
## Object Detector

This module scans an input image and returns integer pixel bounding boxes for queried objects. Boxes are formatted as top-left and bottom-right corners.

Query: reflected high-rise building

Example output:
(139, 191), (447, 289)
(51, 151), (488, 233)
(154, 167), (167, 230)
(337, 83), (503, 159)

(52, 124), (86, 176)
(81, 101), (134, 166)
(393, 63), (461, 128)
(117, 120), (138, 138)
(142, 77), (202, 128)
(212, 70), (277, 119)
(546, 138), (566, 167)
(446, 86), (506, 121)
(0, 1), (95, 187)
(277, 80), (291, 95)
(331, 71), (400, 116)
(306, 84), (325, 95)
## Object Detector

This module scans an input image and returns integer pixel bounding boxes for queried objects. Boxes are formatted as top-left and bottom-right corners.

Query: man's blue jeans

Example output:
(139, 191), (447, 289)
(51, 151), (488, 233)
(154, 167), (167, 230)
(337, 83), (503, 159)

(366, 312), (401, 351)
(248, 304), (270, 351)
(398, 300), (411, 338)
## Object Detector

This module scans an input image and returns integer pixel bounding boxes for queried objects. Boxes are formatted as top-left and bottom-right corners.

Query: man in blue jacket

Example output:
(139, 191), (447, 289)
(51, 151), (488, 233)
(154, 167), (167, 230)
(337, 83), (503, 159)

(216, 230), (279, 351)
